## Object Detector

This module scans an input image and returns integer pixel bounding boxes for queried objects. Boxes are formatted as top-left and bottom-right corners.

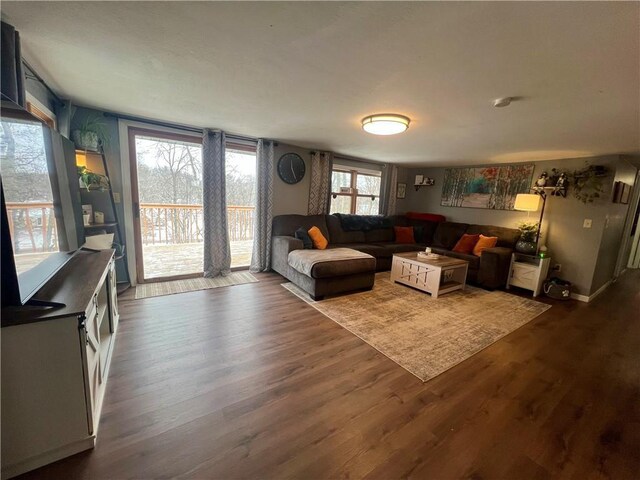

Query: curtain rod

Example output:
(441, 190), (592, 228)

(22, 59), (64, 106)
(332, 154), (387, 169)
(104, 112), (277, 146)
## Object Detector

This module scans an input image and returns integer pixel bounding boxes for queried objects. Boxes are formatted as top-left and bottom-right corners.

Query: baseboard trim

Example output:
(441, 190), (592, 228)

(570, 279), (612, 303)
(2, 436), (95, 479)
(570, 292), (590, 302)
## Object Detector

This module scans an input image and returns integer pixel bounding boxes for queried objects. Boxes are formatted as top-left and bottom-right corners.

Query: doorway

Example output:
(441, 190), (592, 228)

(128, 128), (257, 283)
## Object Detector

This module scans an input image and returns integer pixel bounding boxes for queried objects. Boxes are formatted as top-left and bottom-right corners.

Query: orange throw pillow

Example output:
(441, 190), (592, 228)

(473, 234), (498, 256)
(452, 234), (480, 254)
(394, 226), (415, 244)
(308, 226), (328, 250)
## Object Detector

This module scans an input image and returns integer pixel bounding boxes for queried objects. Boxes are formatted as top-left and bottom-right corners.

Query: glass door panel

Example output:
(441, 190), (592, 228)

(225, 149), (256, 268)
(130, 130), (203, 281)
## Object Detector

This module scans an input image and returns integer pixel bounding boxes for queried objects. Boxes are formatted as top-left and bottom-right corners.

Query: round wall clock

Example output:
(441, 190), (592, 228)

(277, 153), (306, 184)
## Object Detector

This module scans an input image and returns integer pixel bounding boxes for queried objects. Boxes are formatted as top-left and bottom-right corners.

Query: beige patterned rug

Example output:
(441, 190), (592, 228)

(135, 272), (258, 299)
(282, 273), (551, 382)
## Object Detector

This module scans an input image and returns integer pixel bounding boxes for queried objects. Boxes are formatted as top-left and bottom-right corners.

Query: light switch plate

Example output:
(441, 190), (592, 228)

(583, 219), (592, 228)
(113, 192), (121, 203)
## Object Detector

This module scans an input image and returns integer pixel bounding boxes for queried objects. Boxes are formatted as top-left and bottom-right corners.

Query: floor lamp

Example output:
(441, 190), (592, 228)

(514, 192), (546, 246)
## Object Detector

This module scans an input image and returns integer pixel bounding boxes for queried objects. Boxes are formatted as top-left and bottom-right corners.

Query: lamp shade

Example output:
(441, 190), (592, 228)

(514, 193), (541, 212)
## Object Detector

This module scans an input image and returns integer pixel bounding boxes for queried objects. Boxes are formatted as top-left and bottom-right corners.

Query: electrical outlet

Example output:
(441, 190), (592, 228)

(552, 263), (562, 272)
(113, 192), (121, 203)
(583, 219), (592, 228)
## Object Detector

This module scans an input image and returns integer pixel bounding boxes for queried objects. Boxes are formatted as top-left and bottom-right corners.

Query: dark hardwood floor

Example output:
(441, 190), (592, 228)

(18, 270), (640, 479)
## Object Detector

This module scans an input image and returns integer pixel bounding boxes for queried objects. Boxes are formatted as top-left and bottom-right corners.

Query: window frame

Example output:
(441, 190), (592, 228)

(330, 167), (382, 215)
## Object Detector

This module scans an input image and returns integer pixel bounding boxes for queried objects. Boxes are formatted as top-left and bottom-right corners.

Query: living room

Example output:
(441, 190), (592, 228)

(1, 2), (639, 479)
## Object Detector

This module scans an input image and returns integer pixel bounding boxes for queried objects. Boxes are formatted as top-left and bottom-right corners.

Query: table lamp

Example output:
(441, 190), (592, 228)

(514, 193), (545, 246)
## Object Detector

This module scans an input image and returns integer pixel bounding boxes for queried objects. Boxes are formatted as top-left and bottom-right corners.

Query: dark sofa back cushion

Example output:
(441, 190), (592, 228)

(433, 222), (469, 249)
(272, 214), (331, 242)
(326, 215), (366, 244)
(407, 219), (439, 244)
(466, 224), (521, 248)
(365, 228), (394, 243)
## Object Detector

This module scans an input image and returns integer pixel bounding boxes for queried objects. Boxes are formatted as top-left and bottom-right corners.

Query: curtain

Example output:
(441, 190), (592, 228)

(308, 151), (333, 215)
(249, 139), (274, 272)
(202, 129), (231, 277)
(1, 21), (26, 107)
(384, 165), (399, 215)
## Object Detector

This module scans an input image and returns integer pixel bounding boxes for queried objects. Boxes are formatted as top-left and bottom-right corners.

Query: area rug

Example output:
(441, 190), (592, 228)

(282, 273), (551, 382)
(135, 272), (258, 299)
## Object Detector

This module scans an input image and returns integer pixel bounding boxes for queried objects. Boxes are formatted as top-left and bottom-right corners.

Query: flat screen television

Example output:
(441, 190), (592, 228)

(1, 106), (84, 307)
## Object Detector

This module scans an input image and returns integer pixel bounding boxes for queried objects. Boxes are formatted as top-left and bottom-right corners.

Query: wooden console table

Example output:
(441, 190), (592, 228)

(1, 249), (119, 478)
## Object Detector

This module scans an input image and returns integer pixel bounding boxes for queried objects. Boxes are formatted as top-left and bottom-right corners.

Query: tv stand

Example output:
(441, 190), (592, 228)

(1, 249), (119, 478)
(23, 298), (66, 308)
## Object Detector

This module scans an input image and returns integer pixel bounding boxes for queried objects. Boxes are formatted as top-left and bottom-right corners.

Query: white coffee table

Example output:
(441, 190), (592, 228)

(390, 252), (469, 298)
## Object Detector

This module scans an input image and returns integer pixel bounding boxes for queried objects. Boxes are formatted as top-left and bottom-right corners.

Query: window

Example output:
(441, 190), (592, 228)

(330, 167), (382, 215)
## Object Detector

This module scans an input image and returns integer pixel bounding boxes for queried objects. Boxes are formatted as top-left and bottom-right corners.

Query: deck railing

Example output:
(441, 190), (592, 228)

(5, 202), (58, 254)
(5, 202), (255, 253)
(140, 203), (254, 245)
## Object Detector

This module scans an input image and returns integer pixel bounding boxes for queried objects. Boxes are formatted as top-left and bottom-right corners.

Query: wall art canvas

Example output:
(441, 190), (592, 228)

(441, 164), (535, 210)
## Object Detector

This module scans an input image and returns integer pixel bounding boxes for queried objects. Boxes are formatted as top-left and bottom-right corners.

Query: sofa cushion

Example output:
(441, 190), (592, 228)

(364, 228), (394, 243)
(466, 224), (520, 248)
(452, 233), (480, 254)
(308, 226), (328, 250)
(394, 226), (415, 244)
(288, 248), (376, 279)
(473, 234), (498, 256)
(330, 243), (391, 258)
(406, 212), (447, 223)
(294, 228), (313, 249)
(373, 242), (424, 255)
(273, 214), (330, 242)
(430, 248), (481, 270)
(433, 222), (469, 249)
(325, 214), (366, 244)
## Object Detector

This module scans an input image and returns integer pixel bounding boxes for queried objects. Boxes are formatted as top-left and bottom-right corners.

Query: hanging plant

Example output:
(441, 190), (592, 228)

(78, 165), (109, 191)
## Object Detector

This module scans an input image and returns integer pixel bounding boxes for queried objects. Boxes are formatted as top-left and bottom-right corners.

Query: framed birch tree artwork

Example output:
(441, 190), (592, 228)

(441, 164), (535, 210)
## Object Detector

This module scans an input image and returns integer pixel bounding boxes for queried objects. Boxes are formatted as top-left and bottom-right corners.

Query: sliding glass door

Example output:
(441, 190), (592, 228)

(129, 128), (257, 282)
(129, 128), (204, 282)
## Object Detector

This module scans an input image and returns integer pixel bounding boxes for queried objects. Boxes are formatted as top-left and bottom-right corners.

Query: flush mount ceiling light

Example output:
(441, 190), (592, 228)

(361, 114), (410, 135)
(493, 97), (513, 108)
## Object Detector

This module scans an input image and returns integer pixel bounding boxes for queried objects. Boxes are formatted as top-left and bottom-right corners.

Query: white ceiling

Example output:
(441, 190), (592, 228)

(3, 1), (639, 166)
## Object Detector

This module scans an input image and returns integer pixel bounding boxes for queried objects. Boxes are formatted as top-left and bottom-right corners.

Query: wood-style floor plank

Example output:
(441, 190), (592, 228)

(16, 270), (640, 479)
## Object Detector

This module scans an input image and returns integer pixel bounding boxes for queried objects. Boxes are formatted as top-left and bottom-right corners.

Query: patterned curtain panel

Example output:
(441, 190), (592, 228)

(307, 151), (333, 215)
(249, 139), (274, 273)
(202, 129), (231, 278)
(385, 165), (399, 215)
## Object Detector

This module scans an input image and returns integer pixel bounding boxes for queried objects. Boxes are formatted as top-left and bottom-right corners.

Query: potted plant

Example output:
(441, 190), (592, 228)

(71, 114), (109, 151)
(515, 221), (539, 254)
(78, 165), (109, 191)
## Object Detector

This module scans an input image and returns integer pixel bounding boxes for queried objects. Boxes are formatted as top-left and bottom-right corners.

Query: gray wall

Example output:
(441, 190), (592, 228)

(591, 158), (638, 291)
(272, 143), (312, 217)
(400, 156), (637, 296)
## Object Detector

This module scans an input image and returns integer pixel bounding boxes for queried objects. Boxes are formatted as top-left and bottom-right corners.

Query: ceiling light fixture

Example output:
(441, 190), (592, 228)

(493, 97), (513, 108)
(361, 114), (410, 135)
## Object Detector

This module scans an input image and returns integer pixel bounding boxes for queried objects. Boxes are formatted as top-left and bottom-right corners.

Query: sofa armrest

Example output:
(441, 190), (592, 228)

(271, 235), (304, 277)
(478, 247), (513, 289)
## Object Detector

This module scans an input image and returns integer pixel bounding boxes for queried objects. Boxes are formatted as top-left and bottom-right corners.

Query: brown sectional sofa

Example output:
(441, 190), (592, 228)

(272, 213), (520, 298)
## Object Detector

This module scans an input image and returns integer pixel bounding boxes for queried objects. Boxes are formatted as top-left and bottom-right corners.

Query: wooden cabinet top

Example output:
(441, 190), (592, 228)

(2, 249), (114, 327)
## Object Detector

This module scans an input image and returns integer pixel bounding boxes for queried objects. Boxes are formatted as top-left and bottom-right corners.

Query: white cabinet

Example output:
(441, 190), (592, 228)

(1, 250), (119, 478)
(506, 253), (551, 297)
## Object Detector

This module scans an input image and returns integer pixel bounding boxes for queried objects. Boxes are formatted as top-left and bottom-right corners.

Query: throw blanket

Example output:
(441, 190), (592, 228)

(333, 213), (391, 232)
(288, 248), (373, 277)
